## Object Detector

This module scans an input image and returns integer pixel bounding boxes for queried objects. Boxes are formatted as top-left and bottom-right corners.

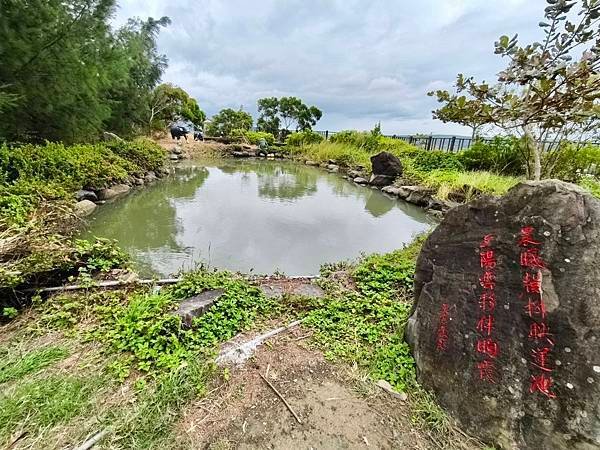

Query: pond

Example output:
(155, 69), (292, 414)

(84, 159), (434, 277)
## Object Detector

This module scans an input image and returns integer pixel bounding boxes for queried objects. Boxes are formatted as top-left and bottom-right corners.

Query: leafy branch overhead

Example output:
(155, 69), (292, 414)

(429, 0), (600, 180)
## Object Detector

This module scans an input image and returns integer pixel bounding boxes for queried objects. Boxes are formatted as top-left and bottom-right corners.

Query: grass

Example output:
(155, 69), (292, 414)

(0, 374), (103, 443)
(301, 235), (466, 443)
(403, 165), (521, 200)
(305, 237), (424, 393)
(287, 140), (522, 200)
(578, 176), (600, 199)
(105, 359), (213, 449)
(287, 141), (376, 168)
(0, 345), (69, 384)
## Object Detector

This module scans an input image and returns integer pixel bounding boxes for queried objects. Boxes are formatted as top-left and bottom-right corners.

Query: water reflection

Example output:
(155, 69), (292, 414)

(84, 159), (433, 276)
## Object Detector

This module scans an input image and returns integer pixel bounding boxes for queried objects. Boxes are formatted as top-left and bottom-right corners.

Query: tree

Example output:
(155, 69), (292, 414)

(0, 0), (170, 142)
(256, 97), (280, 136)
(102, 16), (171, 137)
(206, 108), (252, 137)
(147, 83), (205, 132)
(427, 89), (492, 139)
(428, 0), (600, 180)
(256, 96), (322, 136)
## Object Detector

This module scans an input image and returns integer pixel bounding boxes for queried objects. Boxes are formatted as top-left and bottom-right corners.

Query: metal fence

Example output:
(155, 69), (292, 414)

(313, 130), (485, 152)
(312, 131), (600, 153)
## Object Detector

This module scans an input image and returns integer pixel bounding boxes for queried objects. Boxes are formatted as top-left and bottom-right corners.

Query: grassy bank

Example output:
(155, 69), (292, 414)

(0, 138), (166, 309)
(286, 136), (521, 201)
(0, 231), (474, 448)
(284, 131), (600, 201)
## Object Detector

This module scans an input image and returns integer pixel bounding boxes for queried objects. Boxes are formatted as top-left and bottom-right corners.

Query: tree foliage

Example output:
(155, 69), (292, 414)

(429, 0), (600, 180)
(0, 0), (170, 143)
(205, 108), (253, 137)
(147, 83), (205, 132)
(257, 96), (322, 136)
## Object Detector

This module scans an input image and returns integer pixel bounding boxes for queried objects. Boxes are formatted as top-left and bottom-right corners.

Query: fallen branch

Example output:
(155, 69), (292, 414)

(259, 371), (302, 424)
(26, 275), (320, 294)
(25, 278), (181, 294)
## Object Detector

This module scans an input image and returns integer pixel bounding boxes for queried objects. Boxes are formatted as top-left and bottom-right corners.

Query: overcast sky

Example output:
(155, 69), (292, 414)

(114, 0), (545, 135)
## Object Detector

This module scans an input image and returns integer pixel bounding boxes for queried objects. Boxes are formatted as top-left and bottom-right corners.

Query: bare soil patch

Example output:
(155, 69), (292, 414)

(174, 326), (436, 450)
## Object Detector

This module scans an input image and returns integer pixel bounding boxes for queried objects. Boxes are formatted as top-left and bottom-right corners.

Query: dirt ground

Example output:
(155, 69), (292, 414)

(174, 326), (440, 450)
(156, 135), (229, 157)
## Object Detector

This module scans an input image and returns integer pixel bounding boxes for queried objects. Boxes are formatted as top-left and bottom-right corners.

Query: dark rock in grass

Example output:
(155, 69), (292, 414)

(175, 289), (224, 327)
(406, 180), (600, 449)
(74, 199), (97, 217)
(369, 174), (395, 187)
(75, 189), (97, 202)
(370, 151), (403, 178)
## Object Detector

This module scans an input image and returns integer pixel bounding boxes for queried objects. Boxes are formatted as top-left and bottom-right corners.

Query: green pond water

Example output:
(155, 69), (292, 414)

(84, 159), (434, 277)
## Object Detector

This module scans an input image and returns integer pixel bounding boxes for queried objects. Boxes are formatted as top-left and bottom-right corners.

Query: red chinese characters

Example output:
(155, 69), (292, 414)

(518, 226), (556, 399)
(436, 303), (451, 352)
(475, 234), (499, 382)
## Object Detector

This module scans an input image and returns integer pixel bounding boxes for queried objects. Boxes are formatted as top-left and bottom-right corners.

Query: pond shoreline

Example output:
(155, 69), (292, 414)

(84, 156), (431, 278)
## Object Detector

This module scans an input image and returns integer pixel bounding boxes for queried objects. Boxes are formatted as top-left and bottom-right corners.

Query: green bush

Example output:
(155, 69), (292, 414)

(244, 130), (275, 145)
(458, 137), (525, 175)
(579, 177), (600, 198)
(104, 138), (166, 174)
(330, 130), (379, 152)
(547, 143), (600, 181)
(285, 130), (324, 147)
(408, 150), (464, 172)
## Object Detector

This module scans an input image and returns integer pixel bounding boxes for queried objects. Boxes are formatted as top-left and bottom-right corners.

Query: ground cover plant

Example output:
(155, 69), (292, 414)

(0, 139), (165, 304)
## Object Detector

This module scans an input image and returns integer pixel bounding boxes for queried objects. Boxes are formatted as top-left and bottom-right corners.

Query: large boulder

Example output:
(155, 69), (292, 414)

(406, 180), (600, 449)
(74, 199), (97, 217)
(370, 151), (403, 178)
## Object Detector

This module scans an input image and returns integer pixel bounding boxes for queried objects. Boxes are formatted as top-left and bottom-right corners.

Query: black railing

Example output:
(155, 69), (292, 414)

(312, 131), (600, 153)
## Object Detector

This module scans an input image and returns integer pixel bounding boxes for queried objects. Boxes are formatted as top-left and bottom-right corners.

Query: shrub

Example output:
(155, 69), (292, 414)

(245, 130), (275, 145)
(330, 129), (383, 153)
(546, 143), (600, 181)
(408, 150), (464, 172)
(104, 138), (166, 173)
(579, 177), (600, 198)
(457, 137), (525, 175)
(285, 130), (324, 147)
(231, 129), (275, 145)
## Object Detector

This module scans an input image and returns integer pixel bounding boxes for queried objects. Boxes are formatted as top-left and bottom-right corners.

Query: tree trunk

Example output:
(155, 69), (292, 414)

(524, 125), (542, 181)
(532, 144), (542, 181)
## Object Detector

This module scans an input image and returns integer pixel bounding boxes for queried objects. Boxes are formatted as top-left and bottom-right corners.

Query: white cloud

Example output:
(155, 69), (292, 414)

(114, 0), (545, 135)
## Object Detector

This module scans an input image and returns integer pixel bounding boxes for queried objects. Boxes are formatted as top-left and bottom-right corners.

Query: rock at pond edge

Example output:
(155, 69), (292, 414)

(175, 289), (224, 327)
(406, 179), (600, 449)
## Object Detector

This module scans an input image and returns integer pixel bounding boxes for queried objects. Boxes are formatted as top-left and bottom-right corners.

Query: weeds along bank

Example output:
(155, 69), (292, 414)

(0, 138), (166, 310)
(283, 130), (600, 201)
(1, 232), (466, 448)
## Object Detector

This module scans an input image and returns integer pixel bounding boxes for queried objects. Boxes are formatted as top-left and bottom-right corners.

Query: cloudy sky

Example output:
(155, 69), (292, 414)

(114, 0), (545, 135)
